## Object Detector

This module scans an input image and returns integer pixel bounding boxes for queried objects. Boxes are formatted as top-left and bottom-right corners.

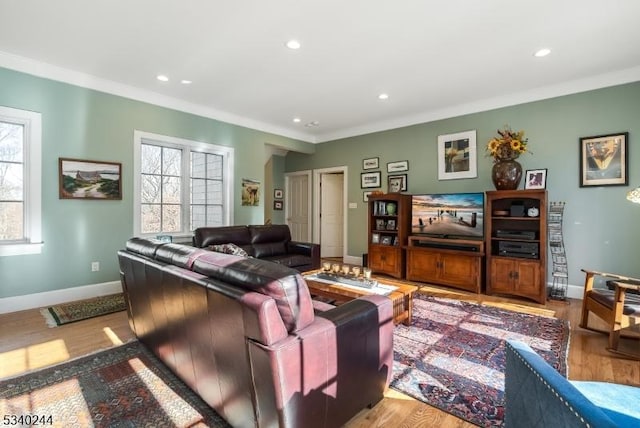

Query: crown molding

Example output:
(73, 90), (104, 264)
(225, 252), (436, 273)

(0, 51), (317, 143)
(314, 66), (640, 143)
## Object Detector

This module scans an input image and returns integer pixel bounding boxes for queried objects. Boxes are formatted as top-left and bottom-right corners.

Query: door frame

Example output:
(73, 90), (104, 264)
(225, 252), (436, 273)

(284, 170), (312, 242)
(313, 166), (348, 258)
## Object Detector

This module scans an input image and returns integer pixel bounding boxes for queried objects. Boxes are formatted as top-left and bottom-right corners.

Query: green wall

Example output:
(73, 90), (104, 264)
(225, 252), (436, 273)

(286, 82), (640, 287)
(0, 67), (314, 299)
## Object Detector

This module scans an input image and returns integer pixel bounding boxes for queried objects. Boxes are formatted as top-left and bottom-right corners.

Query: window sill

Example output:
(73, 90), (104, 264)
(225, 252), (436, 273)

(0, 242), (44, 257)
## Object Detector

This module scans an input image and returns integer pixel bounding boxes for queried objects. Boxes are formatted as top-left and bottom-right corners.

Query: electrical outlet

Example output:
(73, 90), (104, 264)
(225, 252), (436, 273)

(91, 261), (100, 272)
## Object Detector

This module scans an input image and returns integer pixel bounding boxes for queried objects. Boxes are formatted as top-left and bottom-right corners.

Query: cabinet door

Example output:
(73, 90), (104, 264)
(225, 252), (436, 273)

(514, 260), (541, 296)
(440, 253), (479, 291)
(489, 258), (514, 293)
(406, 250), (440, 282)
(369, 246), (401, 276)
(368, 246), (386, 271)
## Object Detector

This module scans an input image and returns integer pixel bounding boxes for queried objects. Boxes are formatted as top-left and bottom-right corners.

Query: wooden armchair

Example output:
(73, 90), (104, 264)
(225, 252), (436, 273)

(580, 269), (640, 359)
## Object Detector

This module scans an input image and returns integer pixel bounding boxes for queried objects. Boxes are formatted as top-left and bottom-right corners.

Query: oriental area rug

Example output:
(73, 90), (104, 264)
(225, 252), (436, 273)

(0, 341), (230, 427)
(391, 294), (570, 427)
(40, 293), (126, 327)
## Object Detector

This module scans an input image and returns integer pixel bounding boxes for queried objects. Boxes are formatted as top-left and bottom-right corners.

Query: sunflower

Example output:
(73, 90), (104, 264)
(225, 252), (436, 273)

(486, 126), (531, 162)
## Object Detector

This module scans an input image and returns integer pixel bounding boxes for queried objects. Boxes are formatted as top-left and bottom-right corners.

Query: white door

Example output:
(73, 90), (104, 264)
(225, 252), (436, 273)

(320, 173), (344, 257)
(285, 172), (311, 242)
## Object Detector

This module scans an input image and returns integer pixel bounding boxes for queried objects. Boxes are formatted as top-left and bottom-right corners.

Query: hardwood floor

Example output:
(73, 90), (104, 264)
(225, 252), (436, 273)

(1, 285), (638, 428)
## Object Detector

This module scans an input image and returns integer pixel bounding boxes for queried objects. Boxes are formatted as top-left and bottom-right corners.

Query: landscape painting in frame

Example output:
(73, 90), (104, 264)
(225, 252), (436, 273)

(59, 158), (122, 200)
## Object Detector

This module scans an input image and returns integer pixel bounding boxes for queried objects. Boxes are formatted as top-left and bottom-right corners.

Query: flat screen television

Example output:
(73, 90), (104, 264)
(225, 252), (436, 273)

(411, 192), (484, 240)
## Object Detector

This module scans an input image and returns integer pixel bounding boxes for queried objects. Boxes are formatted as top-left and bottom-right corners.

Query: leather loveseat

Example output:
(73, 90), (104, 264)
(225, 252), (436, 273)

(118, 238), (394, 428)
(193, 224), (320, 272)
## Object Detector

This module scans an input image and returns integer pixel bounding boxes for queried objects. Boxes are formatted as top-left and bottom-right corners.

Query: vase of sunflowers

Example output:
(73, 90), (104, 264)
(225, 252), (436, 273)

(487, 126), (530, 190)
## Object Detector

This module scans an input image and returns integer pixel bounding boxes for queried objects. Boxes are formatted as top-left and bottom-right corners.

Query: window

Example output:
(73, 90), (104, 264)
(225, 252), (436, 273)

(0, 106), (42, 256)
(134, 131), (233, 237)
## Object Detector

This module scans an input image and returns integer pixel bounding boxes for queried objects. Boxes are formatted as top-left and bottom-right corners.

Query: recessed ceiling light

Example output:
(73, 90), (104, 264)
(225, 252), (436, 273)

(534, 48), (551, 57)
(293, 117), (301, 123)
(286, 39), (301, 50)
(156, 74), (169, 82)
(378, 93), (389, 100)
(180, 79), (192, 85)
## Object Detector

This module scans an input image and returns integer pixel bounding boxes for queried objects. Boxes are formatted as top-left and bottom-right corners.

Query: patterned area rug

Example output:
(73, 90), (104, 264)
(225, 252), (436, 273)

(40, 293), (126, 327)
(0, 341), (230, 427)
(391, 294), (570, 427)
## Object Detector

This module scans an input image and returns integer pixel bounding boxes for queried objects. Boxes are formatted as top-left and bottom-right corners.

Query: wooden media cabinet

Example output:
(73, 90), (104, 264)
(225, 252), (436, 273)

(405, 236), (484, 293)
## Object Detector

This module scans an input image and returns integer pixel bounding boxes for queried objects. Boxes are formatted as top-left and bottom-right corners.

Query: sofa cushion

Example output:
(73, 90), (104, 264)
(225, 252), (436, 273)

(192, 251), (315, 333)
(208, 243), (250, 257)
(263, 254), (312, 268)
(155, 244), (211, 269)
(125, 237), (167, 258)
(194, 225), (252, 248)
(252, 242), (287, 258)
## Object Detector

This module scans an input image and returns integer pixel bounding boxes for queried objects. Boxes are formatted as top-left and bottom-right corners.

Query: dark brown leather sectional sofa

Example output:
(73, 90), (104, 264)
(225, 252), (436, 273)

(193, 224), (321, 272)
(118, 237), (394, 428)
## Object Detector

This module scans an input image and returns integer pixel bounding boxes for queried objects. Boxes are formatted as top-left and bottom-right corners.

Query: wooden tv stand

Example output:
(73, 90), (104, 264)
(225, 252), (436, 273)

(405, 236), (484, 293)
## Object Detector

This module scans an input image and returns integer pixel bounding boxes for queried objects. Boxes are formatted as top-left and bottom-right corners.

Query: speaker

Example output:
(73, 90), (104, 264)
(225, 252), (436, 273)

(510, 201), (525, 217)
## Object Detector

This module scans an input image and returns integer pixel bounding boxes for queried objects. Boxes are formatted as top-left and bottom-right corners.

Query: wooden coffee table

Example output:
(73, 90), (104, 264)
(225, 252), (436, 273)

(304, 270), (418, 325)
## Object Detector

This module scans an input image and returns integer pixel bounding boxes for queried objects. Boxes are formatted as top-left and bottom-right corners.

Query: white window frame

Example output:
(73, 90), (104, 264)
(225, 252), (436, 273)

(0, 106), (42, 257)
(133, 130), (234, 238)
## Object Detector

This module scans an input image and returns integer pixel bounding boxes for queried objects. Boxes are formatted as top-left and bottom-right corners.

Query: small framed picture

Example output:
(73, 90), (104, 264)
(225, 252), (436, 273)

(371, 233), (380, 244)
(387, 174), (407, 192)
(381, 236), (392, 245)
(274, 189), (283, 199)
(387, 160), (409, 173)
(361, 171), (381, 188)
(363, 157), (379, 170)
(386, 219), (396, 230)
(579, 132), (628, 187)
(376, 219), (386, 230)
(273, 200), (283, 210)
(525, 169), (548, 189)
(363, 191), (373, 202)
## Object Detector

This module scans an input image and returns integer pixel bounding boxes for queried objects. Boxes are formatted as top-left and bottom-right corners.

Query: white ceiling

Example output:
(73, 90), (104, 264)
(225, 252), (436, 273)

(1, 0), (640, 143)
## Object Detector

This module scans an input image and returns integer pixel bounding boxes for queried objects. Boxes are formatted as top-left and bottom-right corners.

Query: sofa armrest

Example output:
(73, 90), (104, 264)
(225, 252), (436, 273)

(505, 340), (618, 428)
(247, 295), (393, 428)
(287, 240), (321, 269)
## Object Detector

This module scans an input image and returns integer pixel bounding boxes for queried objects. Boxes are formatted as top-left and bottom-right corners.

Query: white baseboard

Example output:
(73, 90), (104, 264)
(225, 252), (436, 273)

(344, 254), (363, 266)
(0, 281), (122, 314)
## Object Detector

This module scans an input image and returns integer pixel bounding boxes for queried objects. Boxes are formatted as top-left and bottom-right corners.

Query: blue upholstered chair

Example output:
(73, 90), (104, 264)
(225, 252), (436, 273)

(505, 340), (640, 427)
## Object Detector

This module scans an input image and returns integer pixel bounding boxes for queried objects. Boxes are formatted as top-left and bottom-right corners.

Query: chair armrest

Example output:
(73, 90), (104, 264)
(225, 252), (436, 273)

(581, 269), (640, 283)
(505, 340), (618, 428)
(287, 241), (321, 269)
(610, 281), (640, 292)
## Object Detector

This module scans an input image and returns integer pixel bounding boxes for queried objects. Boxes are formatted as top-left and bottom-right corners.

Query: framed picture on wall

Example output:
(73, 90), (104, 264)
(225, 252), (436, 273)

(579, 132), (628, 187)
(387, 174), (407, 192)
(273, 200), (283, 210)
(363, 157), (379, 170)
(361, 171), (381, 188)
(58, 158), (122, 200)
(274, 189), (283, 199)
(387, 160), (409, 173)
(437, 130), (477, 180)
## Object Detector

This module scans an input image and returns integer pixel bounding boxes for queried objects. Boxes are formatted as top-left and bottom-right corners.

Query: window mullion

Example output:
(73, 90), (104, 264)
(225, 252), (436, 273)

(182, 148), (191, 233)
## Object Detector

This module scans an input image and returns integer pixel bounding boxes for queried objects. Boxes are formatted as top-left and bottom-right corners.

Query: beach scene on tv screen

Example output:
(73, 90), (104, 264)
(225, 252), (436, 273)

(412, 193), (484, 238)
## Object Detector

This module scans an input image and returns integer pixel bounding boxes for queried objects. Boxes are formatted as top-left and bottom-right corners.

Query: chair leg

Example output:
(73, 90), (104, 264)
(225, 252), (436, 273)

(579, 272), (595, 329)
